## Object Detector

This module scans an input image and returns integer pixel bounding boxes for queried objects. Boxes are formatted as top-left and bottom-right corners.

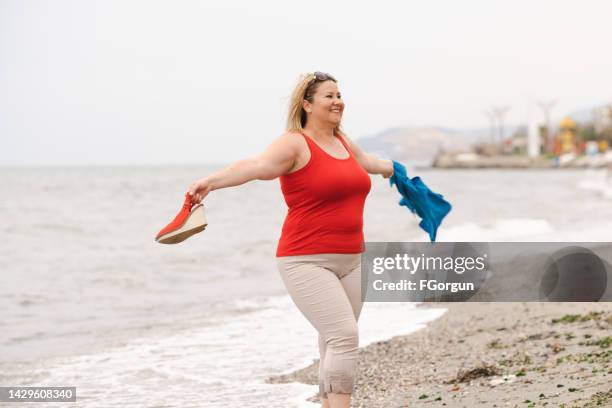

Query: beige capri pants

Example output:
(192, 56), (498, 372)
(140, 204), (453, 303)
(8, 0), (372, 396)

(276, 253), (363, 397)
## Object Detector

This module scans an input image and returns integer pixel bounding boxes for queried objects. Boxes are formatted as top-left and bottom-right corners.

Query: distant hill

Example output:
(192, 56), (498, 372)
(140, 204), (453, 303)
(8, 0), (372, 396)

(355, 126), (517, 163)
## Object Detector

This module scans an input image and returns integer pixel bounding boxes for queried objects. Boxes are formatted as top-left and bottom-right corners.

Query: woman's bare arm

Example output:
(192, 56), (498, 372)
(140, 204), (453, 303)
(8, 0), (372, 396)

(188, 133), (300, 203)
(339, 134), (394, 178)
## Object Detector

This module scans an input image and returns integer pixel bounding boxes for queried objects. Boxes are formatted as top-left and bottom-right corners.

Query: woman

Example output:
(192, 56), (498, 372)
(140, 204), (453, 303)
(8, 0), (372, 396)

(189, 72), (393, 408)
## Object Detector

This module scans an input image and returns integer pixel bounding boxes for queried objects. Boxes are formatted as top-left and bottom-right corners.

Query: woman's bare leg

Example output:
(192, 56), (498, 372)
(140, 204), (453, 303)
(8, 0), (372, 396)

(328, 393), (350, 408)
(319, 333), (330, 407)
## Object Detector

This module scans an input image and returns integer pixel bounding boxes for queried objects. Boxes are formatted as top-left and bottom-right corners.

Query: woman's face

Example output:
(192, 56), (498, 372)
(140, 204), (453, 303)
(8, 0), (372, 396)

(304, 80), (344, 126)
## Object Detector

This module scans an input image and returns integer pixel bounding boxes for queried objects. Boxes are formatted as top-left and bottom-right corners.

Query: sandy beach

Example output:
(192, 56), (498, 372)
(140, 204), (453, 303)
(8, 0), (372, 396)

(267, 302), (612, 407)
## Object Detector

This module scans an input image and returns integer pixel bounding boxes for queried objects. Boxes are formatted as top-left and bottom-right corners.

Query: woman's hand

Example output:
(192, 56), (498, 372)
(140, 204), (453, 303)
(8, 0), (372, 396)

(188, 178), (213, 204)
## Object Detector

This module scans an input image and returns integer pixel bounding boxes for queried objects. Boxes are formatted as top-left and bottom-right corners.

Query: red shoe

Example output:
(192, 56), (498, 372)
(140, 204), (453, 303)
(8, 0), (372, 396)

(155, 192), (207, 244)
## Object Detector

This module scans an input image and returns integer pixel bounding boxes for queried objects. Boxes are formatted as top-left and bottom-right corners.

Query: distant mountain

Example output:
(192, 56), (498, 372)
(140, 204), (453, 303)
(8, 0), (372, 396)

(355, 126), (518, 163)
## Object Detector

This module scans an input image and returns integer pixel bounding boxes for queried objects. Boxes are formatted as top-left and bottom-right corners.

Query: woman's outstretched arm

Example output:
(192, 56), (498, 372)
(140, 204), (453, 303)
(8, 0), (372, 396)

(188, 133), (300, 203)
(339, 134), (394, 178)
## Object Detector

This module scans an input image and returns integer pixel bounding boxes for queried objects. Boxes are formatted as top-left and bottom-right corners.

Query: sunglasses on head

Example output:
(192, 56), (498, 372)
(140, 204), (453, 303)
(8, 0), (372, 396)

(308, 71), (336, 85)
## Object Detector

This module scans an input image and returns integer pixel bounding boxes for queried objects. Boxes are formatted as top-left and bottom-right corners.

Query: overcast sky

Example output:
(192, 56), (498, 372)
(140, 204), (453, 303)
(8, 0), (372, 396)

(1, 0), (611, 165)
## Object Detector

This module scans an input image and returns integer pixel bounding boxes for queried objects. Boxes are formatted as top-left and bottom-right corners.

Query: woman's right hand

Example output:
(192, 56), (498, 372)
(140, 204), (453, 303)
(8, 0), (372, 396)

(188, 177), (213, 204)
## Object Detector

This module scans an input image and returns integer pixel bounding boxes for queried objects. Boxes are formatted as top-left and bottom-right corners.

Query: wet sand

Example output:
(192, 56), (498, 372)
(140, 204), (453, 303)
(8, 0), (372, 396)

(267, 302), (612, 407)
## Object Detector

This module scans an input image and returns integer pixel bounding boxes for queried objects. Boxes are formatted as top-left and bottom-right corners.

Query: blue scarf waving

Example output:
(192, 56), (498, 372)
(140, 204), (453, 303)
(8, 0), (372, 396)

(389, 160), (452, 242)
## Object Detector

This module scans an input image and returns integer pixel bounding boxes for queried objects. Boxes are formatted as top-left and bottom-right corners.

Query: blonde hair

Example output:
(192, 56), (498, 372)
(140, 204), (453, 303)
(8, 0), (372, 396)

(286, 72), (344, 136)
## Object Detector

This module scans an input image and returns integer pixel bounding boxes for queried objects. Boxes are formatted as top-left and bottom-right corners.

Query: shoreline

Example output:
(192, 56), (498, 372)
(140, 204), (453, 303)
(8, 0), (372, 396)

(430, 152), (612, 170)
(267, 302), (612, 407)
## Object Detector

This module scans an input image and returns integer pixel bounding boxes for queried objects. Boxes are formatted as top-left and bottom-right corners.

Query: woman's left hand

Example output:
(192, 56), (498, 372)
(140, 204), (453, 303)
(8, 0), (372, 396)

(382, 160), (394, 179)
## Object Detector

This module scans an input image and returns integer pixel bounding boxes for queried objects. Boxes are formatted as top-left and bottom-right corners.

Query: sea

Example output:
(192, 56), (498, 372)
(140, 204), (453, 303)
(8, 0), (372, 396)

(1, 165), (611, 407)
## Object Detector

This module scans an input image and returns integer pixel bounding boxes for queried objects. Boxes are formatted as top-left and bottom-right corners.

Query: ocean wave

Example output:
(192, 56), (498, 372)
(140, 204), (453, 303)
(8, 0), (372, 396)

(6, 295), (445, 407)
(577, 169), (612, 199)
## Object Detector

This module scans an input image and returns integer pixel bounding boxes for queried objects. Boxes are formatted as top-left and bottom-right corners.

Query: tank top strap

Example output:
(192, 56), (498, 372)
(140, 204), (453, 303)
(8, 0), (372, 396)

(299, 132), (315, 149)
(335, 133), (353, 157)
(298, 132), (322, 163)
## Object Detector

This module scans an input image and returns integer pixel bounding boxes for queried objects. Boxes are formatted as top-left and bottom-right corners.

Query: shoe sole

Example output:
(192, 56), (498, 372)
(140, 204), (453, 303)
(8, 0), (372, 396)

(156, 204), (207, 244)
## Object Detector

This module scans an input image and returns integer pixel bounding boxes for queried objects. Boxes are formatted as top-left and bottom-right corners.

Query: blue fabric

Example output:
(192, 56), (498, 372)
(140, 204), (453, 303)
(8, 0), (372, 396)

(389, 161), (452, 242)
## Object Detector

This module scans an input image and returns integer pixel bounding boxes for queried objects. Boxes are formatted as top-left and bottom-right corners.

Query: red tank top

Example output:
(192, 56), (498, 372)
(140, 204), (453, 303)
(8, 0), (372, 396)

(276, 132), (371, 256)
